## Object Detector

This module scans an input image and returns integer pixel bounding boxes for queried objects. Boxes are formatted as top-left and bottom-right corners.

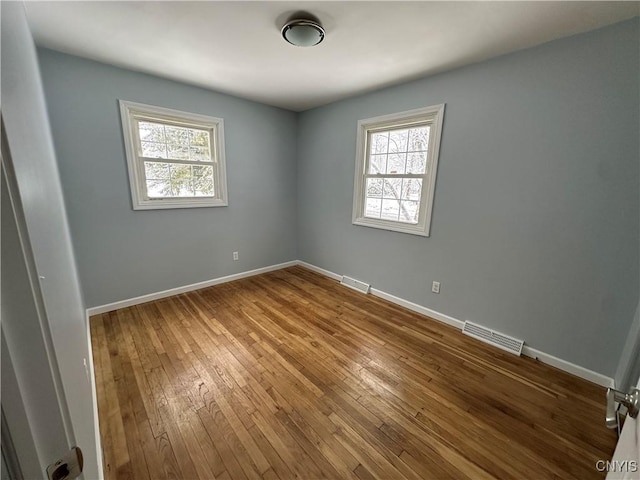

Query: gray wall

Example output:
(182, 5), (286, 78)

(1, 3), (100, 478)
(297, 19), (639, 377)
(38, 49), (298, 308)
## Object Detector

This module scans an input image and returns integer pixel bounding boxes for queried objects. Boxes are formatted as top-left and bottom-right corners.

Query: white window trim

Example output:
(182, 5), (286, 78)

(119, 100), (228, 210)
(352, 104), (445, 237)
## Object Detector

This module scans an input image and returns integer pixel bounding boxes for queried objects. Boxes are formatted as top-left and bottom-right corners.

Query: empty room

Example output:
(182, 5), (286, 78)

(2, 1), (640, 479)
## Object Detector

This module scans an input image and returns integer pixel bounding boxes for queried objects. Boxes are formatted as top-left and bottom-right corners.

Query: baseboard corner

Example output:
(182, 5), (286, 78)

(86, 260), (298, 316)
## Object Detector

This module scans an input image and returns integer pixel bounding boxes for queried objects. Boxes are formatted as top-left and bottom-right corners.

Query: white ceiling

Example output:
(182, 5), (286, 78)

(25, 1), (639, 112)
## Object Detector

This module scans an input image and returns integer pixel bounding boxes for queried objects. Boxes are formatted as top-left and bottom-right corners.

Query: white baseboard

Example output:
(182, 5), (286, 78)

(369, 287), (464, 330)
(86, 261), (298, 316)
(84, 258), (614, 389)
(297, 261), (342, 281)
(299, 261), (614, 388)
(521, 346), (615, 388)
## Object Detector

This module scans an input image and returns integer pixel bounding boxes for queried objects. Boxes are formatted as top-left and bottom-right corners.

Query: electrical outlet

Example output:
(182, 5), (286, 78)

(432, 281), (441, 294)
(233, 251), (239, 261)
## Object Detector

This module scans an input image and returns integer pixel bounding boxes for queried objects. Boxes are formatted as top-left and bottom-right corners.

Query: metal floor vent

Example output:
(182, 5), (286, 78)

(340, 275), (370, 294)
(462, 321), (524, 356)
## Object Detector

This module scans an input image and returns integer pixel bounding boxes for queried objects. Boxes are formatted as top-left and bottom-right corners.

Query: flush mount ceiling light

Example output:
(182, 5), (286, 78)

(281, 17), (325, 47)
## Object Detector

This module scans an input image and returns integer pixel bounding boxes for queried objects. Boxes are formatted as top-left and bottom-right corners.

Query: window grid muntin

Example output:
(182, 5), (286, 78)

(134, 117), (215, 164)
(144, 161), (215, 199)
(132, 115), (218, 201)
(362, 122), (432, 224)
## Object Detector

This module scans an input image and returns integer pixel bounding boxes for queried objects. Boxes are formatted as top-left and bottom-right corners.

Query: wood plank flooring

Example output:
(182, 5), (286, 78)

(90, 266), (617, 480)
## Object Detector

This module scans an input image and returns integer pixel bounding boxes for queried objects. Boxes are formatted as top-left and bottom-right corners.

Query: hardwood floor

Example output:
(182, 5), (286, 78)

(90, 266), (617, 480)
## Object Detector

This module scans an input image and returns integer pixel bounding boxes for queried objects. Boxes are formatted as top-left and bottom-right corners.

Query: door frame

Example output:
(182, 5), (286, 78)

(1, 125), (74, 477)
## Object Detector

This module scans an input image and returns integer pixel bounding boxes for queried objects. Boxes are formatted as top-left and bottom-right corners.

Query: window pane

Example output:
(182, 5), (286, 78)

(381, 199), (400, 221)
(146, 179), (172, 198)
(189, 129), (210, 147)
(144, 161), (170, 180)
(145, 163), (216, 198)
(193, 165), (215, 196)
(401, 178), (422, 201)
(169, 164), (194, 197)
(165, 126), (190, 146)
(164, 127), (190, 161)
(370, 132), (389, 155)
(365, 198), (382, 218)
(141, 141), (168, 159)
(140, 124), (213, 162)
(190, 146), (211, 162)
(167, 145), (190, 160)
(366, 178), (382, 198)
(193, 164), (213, 177)
(388, 129), (408, 153)
(399, 200), (420, 223)
(408, 126), (430, 152)
(172, 180), (194, 196)
(386, 153), (406, 174)
(369, 154), (386, 174)
(406, 152), (427, 174)
(138, 122), (165, 143)
(170, 164), (192, 179)
(382, 178), (402, 199)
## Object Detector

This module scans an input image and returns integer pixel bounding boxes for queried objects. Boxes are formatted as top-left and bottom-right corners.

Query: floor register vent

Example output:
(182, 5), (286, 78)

(340, 276), (370, 294)
(462, 321), (524, 356)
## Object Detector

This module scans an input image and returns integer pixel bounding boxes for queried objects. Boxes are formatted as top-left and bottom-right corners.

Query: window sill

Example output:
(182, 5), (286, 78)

(352, 217), (430, 237)
(132, 198), (228, 210)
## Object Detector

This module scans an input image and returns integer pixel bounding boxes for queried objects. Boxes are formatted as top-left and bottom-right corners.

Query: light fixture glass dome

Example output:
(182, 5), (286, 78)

(281, 18), (325, 47)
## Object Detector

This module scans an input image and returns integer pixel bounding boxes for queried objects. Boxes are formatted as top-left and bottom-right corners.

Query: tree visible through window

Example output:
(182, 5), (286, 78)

(139, 121), (214, 198)
(365, 125), (429, 223)
(352, 105), (445, 236)
(119, 101), (228, 210)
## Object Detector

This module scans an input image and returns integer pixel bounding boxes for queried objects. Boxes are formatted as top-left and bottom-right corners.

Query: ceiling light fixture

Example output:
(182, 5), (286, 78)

(281, 16), (325, 47)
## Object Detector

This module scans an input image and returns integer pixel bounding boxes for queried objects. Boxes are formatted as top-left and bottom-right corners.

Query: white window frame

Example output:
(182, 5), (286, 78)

(119, 100), (228, 210)
(352, 104), (445, 237)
